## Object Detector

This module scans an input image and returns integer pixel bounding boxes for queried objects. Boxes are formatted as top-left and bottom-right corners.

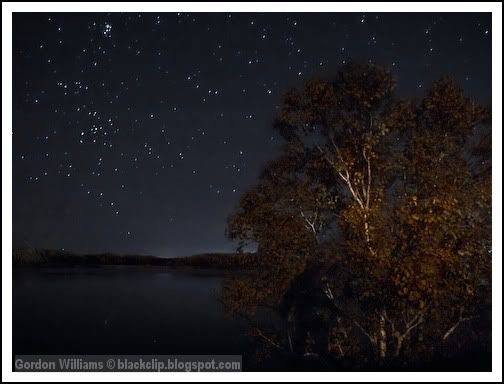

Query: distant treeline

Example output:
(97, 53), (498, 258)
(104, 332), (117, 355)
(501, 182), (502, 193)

(13, 248), (257, 269)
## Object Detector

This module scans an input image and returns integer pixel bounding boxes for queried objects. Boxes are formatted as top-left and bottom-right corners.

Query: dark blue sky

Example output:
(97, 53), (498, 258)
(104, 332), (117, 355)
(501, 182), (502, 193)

(13, 12), (492, 257)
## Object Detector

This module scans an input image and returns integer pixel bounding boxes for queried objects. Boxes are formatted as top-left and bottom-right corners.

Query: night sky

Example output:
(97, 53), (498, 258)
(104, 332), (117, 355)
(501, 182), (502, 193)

(13, 12), (492, 257)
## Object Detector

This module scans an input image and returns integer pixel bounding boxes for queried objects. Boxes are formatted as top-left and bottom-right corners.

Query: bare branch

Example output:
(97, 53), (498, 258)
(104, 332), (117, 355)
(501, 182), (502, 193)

(318, 142), (365, 209)
(353, 320), (375, 344)
(442, 308), (478, 341)
(253, 327), (283, 350)
(383, 310), (396, 336)
(363, 147), (372, 209)
(341, 171), (365, 209)
(300, 210), (320, 244)
(403, 307), (428, 337)
(335, 339), (345, 357)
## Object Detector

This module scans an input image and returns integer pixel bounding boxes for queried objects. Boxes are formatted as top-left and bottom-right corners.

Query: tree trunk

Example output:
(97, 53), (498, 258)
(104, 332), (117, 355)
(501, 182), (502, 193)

(395, 335), (403, 357)
(378, 310), (387, 359)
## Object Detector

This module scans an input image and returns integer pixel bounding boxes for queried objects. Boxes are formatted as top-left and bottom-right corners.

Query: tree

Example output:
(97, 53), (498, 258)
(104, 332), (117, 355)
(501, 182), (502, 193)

(224, 63), (491, 367)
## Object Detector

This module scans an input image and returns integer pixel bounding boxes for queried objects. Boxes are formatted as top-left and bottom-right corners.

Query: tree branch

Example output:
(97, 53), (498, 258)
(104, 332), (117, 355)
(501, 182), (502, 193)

(253, 327), (283, 350)
(442, 308), (478, 341)
(363, 147), (372, 210)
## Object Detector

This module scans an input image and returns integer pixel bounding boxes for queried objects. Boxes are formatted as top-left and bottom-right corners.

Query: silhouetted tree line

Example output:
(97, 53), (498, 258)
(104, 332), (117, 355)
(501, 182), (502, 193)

(167, 252), (259, 269)
(13, 248), (257, 269)
(223, 63), (491, 370)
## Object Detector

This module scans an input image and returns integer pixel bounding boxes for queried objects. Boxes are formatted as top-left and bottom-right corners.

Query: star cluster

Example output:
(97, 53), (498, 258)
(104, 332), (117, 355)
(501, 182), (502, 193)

(13, 12), (491, 256)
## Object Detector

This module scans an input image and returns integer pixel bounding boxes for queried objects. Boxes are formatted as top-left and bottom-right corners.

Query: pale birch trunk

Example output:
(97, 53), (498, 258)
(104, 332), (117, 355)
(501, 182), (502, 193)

(378, 310), (387, 359)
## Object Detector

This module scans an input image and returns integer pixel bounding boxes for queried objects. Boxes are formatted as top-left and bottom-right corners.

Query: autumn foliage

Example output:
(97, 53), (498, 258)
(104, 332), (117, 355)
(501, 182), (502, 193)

(223, 63), (491, 368)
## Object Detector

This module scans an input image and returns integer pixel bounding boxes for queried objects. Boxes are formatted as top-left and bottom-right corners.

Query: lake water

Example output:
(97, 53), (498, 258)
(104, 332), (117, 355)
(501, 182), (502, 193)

(13, 267), (252, 358)
(13, 266), (490, 372)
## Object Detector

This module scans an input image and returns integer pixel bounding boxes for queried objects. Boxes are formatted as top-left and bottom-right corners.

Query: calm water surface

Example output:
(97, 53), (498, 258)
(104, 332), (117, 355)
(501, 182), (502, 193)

(12, 267), (491, 372)
(13, 267), (251, 357)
